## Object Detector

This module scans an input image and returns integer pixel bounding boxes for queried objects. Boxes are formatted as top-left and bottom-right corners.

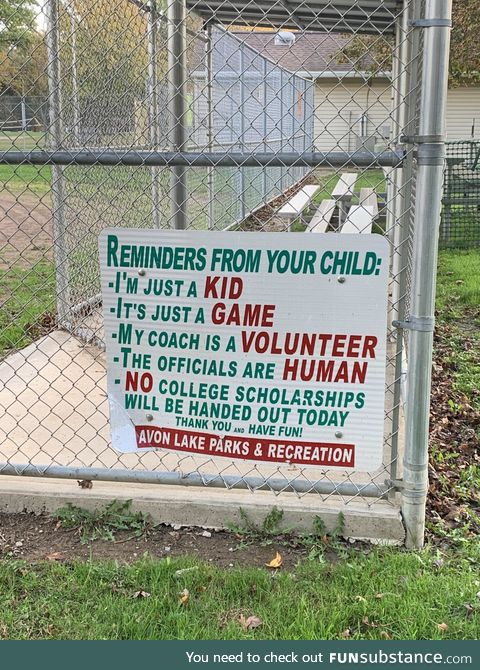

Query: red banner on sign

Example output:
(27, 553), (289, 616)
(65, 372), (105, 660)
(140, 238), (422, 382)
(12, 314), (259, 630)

(135, 425), (355, 467)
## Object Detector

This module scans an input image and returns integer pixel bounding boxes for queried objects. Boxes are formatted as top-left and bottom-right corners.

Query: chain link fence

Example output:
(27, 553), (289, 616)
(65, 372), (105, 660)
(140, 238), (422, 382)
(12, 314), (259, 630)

(441, 141), (480, 249)
(0, 95), (48, 132)
(0, 0), (452, 545)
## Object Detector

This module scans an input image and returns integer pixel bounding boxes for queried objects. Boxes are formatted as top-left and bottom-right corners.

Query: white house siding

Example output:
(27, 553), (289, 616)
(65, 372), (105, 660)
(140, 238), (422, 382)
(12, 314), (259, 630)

(313, 80), (480, 150)
(313, 79), (392, 152)
(445, 88), (480, 140)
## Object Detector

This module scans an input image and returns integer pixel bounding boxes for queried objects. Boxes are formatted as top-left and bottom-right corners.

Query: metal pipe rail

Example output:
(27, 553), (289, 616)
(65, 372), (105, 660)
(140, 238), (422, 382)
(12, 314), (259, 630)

(0, 463), (390, 499)
(0, 150), (405, 168)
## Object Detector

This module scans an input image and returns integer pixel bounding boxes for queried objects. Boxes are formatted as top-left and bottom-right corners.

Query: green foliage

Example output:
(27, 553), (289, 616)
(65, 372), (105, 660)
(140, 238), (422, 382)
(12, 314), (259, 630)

(0, 258), (55, 356)
(0, 32), (48, 96)
(435, 251), (480, 410)
(54, 500), (155, 544)
(228, 507), (346, 558)
(334, 1), (480, 87)
(227, 506), (286, 541)
(0, 0), (36, 50)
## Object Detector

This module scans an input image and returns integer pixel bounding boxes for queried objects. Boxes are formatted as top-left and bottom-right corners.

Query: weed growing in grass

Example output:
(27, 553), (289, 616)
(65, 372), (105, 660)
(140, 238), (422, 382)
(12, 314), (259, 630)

(227, 506), (289, 547)
(54, 500), (156, 544)
(228, 507), (346, 557)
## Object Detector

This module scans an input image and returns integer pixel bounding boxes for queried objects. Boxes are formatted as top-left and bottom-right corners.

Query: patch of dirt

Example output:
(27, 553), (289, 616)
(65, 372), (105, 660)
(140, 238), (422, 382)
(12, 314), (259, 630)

(0, 512), (321, 568)
(0, 192), (52, 270)
(427, 310), (480, 537)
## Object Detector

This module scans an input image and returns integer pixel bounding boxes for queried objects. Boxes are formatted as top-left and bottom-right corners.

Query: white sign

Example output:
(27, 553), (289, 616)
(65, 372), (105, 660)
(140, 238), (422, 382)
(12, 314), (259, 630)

(99, 230), (389, 471)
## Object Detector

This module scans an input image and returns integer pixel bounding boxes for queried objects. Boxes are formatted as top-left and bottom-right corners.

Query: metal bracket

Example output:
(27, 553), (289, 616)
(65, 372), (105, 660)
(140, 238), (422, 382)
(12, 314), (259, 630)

(392, 316), (435, 332)
(400, 134), (443, 144)
(415, 143), (445, 166)
(409, 19), (452, 28)
(387, 478), (405, 491)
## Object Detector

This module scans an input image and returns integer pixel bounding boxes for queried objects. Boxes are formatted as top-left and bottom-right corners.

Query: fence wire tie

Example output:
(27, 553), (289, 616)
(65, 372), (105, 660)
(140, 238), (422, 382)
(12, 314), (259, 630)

(392, 316), (435, 333)
(386, 478), (404, 491)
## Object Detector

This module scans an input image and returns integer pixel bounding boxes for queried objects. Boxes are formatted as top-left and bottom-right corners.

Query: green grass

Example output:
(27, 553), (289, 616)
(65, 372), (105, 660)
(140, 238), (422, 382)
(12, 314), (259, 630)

(436, 250), (480, 312)
(0, 132), (51, 194)
(0, 259), (55, 356)
(0, 130), (45, 151)
(0, 164), (52, 194)
(0, 545), (478, 640)
(312, 169), (386, 205)
(435, 250), (480, 409)
(291, 169), (387, 232)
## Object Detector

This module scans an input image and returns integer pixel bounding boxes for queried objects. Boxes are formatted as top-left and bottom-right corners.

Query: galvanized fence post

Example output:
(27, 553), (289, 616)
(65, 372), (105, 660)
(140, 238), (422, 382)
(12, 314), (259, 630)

(148, 0), (161, 229)
(205, 23), (215, 230)
(167, 0), (188, 229)
(389, 0), (419, 493)
(239, 47), (246, 221)
(46, 0), (71, 327)
(402, 0), (452, 549)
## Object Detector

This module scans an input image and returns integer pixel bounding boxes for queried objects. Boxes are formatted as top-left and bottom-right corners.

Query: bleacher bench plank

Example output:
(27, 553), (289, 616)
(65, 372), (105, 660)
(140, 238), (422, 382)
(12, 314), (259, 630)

(278, 184), (321, 218)
(341, 205), (375, 234)
(331, 173), (357, 200)
(307, 199), (336, 233)
(359, 187), (379, 218)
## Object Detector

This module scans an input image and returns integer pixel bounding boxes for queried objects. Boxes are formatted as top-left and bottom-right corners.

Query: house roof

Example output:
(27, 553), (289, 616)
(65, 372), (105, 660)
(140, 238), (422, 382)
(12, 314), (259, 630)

(186, 1), (400, 35)
(230, 31), (368, 75)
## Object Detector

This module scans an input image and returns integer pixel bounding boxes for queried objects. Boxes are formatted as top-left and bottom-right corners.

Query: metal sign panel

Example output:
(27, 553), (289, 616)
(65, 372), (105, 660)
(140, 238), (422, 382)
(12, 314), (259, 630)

(99, 230), (389, 471)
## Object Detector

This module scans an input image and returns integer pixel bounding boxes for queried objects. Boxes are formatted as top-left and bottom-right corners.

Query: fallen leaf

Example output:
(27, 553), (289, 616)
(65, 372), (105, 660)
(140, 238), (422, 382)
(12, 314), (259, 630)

(265, 551), (282, 569)
(463, 604), (474, 616)
(179, 588), (190, 605)
(380, 631), (391, 640)
(476, 591), (480, 600)
(340, 629), (351, 639)
(46, 552), (63, 561)
(437, 622), (448, 632)
(239, 615), (262, 630)
(133, 590), (151, 599)
(375, 593), (385, 600)
(355, 595), (367, 603)
(77, 479), (93, 489)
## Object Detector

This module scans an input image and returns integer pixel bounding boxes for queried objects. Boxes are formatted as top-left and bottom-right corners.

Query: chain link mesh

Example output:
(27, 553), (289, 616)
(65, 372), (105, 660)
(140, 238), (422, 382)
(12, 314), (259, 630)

(0, 0), (427, 524)
(441, 141), (480, 249)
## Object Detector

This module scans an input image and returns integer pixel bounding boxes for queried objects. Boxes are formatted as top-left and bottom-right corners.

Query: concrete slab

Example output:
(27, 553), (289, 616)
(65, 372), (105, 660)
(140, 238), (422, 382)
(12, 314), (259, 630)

(0, 476), (405, 543)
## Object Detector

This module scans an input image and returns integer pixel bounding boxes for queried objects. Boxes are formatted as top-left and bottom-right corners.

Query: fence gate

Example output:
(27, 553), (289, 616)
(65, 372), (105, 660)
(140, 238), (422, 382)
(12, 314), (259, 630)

(0, 0), (452, 548)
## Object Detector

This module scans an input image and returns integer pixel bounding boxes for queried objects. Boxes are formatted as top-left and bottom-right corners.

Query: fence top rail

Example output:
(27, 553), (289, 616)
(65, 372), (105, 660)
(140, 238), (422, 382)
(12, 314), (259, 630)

(0, 149), (405, 168)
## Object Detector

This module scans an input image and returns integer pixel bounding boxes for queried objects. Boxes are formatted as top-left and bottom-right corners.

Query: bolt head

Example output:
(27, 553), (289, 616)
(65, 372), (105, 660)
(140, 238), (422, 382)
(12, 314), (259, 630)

(335, 431), (343, 438)
(146, 414), (153, 422)
(138, 268), (146, 276)
(337, 275), (346, 284)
